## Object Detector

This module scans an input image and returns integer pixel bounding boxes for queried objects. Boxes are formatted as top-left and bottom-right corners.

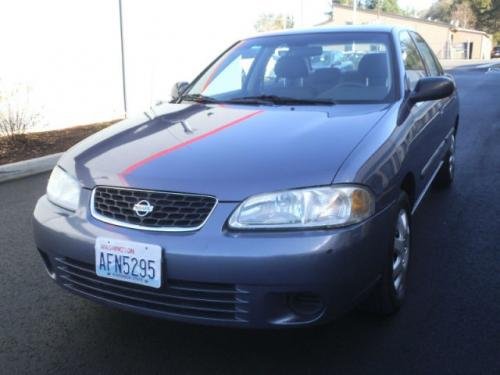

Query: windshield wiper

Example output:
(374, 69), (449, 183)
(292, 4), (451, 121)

(179, 93), (220, 104)
(225, 95), (337, 106)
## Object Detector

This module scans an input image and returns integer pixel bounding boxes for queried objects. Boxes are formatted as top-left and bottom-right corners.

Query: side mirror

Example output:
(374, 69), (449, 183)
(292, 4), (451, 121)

(171, 81), (189, 101)
(410, 76), (455, 103)
(397, 76), (455, 125)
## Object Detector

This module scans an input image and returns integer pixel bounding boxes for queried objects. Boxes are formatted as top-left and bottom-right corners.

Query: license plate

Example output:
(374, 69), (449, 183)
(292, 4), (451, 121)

(95, 237), (162, 288)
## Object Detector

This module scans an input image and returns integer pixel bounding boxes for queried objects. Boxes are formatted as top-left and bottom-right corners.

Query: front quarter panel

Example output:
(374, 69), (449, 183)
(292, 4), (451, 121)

(332, 102), (404, 210)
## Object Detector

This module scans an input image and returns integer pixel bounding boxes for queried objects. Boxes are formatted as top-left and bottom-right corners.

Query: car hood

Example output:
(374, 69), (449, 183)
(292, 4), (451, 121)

(59, 103), (390, 201)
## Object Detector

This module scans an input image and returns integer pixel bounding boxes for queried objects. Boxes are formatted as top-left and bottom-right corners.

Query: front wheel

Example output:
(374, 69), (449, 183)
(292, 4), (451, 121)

(363, 191), (411, 315)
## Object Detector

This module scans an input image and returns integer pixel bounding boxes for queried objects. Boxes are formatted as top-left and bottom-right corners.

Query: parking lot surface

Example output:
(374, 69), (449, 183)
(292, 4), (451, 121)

(0, 67), (499, 374)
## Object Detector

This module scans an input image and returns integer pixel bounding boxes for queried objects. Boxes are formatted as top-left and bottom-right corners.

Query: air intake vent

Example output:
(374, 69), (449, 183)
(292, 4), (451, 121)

(55, 257), (248, 322)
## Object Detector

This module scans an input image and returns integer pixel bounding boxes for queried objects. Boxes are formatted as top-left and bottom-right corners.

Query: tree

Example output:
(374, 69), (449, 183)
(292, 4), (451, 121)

(468, 0), (499, 41)
(424, 0), (499, 41)
(425, 0), (476, 27)
(326, 0), (408, 21)
(424, 0), (454, 22)
(254, 14), (295, 33)
(452, 1), (477, 28)
(0, 84), (40, 143)
(364, 0), (401, 14)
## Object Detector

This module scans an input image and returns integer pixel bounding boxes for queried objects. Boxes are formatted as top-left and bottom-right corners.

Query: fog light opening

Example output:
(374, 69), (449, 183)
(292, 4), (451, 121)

(38, 249), (56, 280)
(287, 292), (324, 316)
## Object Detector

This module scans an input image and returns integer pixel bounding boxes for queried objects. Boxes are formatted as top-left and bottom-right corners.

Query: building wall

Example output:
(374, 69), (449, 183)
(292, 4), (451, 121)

(323, 5), (491, 60)
(452, 30), (492, 59)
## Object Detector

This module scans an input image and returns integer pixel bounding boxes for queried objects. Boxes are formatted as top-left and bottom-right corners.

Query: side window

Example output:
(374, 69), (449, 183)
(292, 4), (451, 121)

(410, 32), (443, 76)
(399, 31), (426, 91)
(200, 46), (261, 97)
(203, 56), (245, 96)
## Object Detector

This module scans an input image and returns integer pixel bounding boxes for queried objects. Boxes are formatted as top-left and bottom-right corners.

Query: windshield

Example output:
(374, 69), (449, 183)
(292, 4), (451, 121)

(184, 32), (396, 104)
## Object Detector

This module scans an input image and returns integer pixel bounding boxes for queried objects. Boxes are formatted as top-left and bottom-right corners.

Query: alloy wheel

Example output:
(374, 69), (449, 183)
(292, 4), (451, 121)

(448, 134), (456, 177)
(393, 209), (410, 298)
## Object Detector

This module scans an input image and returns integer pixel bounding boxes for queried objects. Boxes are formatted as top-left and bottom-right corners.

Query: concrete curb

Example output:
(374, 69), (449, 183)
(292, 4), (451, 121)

(442, 60), (499, 70)
(440, 59), (489, 69)
(0, 153), (62, 183)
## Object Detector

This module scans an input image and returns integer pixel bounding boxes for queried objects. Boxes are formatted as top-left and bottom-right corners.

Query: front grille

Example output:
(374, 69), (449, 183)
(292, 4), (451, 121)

(92, 186), (217, 231)
(55, 257), (249, 322)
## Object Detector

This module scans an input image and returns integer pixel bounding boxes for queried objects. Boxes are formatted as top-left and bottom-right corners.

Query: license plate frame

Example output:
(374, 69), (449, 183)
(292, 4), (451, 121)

(95, 237), (162, 289)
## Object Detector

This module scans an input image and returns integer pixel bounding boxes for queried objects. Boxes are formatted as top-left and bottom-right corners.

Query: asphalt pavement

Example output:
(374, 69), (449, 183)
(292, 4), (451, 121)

(0, 67), (499, 374)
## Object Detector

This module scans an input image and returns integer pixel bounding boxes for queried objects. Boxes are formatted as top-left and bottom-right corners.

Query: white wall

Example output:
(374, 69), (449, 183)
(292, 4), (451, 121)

(0, 1), (123, 130)
(0, 0), (329, 131)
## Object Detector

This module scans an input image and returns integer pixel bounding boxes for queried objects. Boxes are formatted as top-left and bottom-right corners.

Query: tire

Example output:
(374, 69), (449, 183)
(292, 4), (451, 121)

(363, 191), (412, 316)
(435, 132), (456, 188)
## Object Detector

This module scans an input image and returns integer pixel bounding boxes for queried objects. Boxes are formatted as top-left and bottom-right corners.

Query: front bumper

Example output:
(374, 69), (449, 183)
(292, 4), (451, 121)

(33, 189), (395, 328)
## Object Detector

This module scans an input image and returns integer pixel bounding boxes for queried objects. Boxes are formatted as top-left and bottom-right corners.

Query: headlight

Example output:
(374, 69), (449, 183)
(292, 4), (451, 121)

(46, 166), (81, 211)
(228, 186), (375, 229)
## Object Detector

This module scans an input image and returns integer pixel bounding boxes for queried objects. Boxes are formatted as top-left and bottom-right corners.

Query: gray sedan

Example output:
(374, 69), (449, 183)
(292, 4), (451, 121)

(33, 26), (458, 328)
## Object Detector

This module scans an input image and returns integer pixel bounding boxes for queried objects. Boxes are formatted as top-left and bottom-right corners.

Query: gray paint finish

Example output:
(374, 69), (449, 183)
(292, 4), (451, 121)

(33, 26), (459, 328)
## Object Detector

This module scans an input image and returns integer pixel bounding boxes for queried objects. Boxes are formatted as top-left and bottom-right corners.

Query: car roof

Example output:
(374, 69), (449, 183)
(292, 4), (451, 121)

(246, 25), (405, 40)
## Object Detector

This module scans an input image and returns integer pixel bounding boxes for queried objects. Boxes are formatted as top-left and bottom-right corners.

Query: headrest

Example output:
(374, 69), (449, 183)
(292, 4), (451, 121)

(358, 53), (388, 82)
(274, 55), (309, 79)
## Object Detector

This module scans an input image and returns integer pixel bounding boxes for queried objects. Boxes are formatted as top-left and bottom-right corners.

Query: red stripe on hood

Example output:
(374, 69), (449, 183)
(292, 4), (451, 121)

(121, 110), (263, 176)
